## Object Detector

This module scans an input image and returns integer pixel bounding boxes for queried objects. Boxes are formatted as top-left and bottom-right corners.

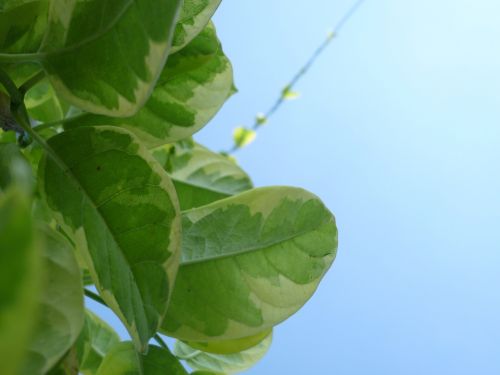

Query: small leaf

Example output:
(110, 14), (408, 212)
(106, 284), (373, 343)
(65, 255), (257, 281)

(39, 126), (181, 352)
(174, 332), (272, 374)
(20, 225), (85, 375)
(76, 310), (121, 375)
(282, 85), (300, 100)
(161, 187), (337, 341)
(233, 127), (256, 148)
(171, 0), (222, 53)
(0, 188), (40, 375)
(64, 24), (234, 149)
(153, 141), (253, 210)
(96, 342), (188, 375)
(255, 113), (267, 126)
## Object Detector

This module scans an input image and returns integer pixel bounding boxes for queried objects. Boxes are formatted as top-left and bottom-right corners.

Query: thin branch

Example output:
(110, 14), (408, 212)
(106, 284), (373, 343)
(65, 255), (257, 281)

(224, 0), (367, 154)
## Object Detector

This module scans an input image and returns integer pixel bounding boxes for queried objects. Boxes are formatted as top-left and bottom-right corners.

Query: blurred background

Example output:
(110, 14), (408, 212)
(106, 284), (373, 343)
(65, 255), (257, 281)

(91, 0), (500, 373)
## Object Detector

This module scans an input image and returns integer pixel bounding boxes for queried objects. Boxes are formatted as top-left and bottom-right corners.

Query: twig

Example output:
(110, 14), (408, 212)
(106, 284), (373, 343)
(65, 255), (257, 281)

(224, 0), (367, 154)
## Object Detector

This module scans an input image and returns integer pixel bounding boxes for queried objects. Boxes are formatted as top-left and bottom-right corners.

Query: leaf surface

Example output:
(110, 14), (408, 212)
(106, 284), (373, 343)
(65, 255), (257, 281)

(39, 126), (181, 352)
(20, 225), (85, 375)
(161, 187), (337, 341)
(171, 0), (221, 53)
(153, 141), (252, 210)
(96, 342), (188, 375)
(174, 332), (272, 374)
(37, 0), (182, 116)
(65, 24), (233, 148)
(76, 310), (121, 375)
(0, 188), (40, 375)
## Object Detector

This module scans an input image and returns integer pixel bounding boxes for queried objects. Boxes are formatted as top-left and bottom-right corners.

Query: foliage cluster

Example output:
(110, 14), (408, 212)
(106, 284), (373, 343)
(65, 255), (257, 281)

(0, 1), (338, 374)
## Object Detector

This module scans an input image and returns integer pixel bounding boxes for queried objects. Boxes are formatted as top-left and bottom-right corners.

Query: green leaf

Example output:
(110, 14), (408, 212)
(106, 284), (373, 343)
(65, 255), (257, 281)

(174, 331), (272, 374)
(64, 23), (234, 148)
(0, 143), (33, 194)
(281, 85), (300, 100)
(171, 0), (222, 53)
(0, 188), (40, 375)
(161, 187), (337, 341)
(39, 126), (181, 352)
(25, 79), (67, 123)
(76, 310), (121, 375)
(185, 329), (272, 355)
(20, 225), (85, 375)
(96, 342), (188, 375)
(153, 141), (253, 210)
(233, 127), (256, 148)
(0, 1), (48, 54)
(34, 0), (182, 116)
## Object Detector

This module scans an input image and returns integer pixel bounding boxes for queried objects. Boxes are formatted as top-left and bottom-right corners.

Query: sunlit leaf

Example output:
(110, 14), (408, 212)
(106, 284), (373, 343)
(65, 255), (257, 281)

(171, 0), (221, 53)
(185, 329), (272, 355)
(65, 24), (234, 148)
(233, 127), (256, 148)
(161, 187), (337, 341)
(174, 332), (272, 374)
(153, 141), (252, 210)
(39, 126), (181, 352)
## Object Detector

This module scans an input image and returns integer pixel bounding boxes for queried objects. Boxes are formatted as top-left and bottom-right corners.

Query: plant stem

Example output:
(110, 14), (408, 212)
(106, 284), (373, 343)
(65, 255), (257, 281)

(225, 0), (367, 154)
(19, 71), (45, 95)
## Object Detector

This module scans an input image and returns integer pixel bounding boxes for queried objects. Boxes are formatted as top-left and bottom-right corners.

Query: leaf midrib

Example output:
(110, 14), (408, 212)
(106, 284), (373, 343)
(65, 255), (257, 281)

(180, 218), (333, 267)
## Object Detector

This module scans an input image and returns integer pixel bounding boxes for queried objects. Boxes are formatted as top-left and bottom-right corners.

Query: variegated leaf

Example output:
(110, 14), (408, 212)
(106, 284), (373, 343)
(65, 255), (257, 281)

(185, 329), (272, 355)
(76, 310), (120, 375)
(161, 187), (337, 341)
(20, 225), (85, 375)
(174, 332), (272, 374)
(64, 23), (234, 148)
(39, 126), (181, 352)
(96, 341), (188, 375)
(35, 0), (182, 116)
(171, 0), (221, 53)
(153, 140), (252, 210)
(25, 78), (67, 123)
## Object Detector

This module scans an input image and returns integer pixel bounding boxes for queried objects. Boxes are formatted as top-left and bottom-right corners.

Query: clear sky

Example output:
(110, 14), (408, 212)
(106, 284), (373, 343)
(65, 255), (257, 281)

(90, 0), (500, 373)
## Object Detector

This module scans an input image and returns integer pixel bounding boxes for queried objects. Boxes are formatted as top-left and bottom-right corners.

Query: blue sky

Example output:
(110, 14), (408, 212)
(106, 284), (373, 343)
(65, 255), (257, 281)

(90, 0), (500, 373)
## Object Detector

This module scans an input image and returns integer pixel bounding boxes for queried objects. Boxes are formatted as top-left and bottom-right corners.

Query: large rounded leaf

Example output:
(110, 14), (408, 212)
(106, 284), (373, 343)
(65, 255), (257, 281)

(96, 342), (188, 375)
(161, 187), (337, 341)
(20, 225), (85, 375)
(65, 23), (234, 148)
(174, 332), (272, 374)
(153, 141), (253, 210)
(32, 0), (182, 116)
(171, 0), (222, 53)
(39, 126), (181, 351)
(0, 188), (40, 375)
